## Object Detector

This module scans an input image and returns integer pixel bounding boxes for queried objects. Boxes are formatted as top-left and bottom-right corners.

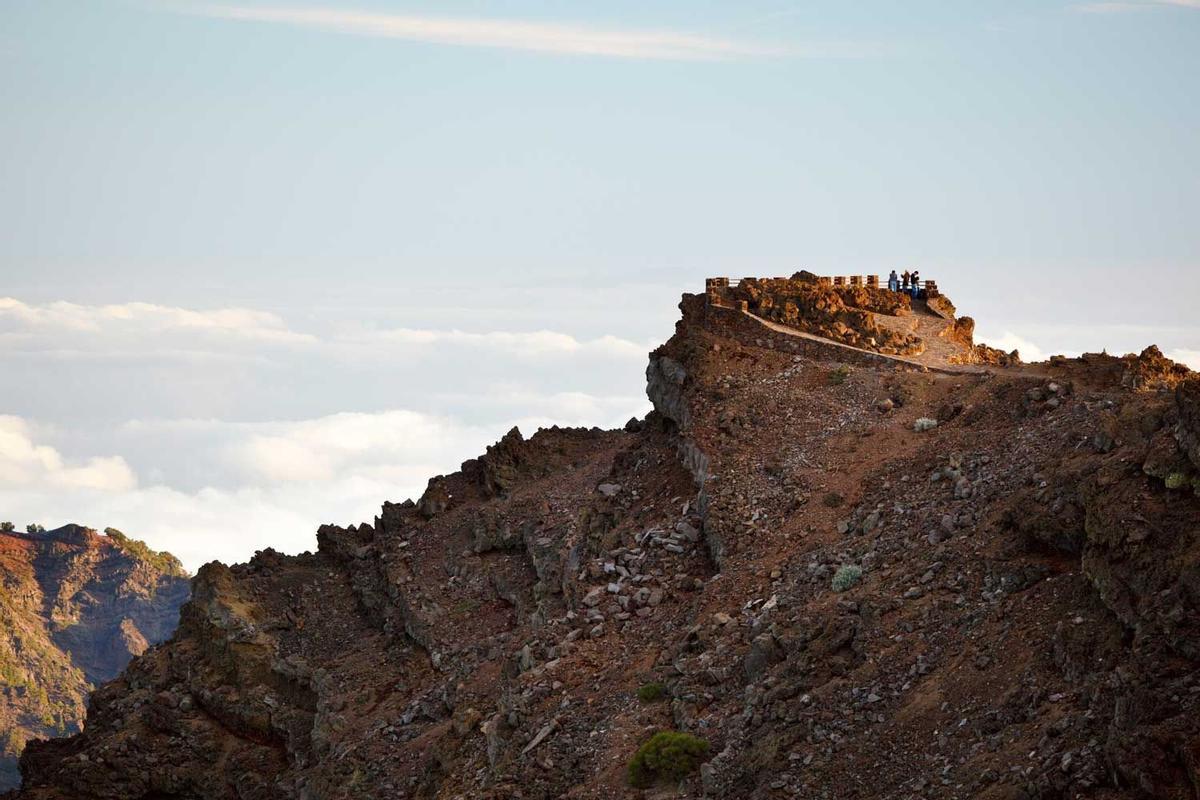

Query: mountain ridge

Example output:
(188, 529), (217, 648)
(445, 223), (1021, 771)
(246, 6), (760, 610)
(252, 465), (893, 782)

(0, 525), (190, 792)
(10, 282), (1200, 799)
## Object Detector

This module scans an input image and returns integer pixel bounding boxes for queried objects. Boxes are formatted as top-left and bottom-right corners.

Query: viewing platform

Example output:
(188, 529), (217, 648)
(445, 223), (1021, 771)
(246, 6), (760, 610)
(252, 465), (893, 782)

(694, 272), (1006, 373)
(706, 274), (940, 298)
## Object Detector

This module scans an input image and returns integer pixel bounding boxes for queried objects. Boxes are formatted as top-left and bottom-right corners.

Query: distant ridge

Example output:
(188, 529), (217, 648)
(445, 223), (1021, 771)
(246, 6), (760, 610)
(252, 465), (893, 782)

(0, 525), (189, 792)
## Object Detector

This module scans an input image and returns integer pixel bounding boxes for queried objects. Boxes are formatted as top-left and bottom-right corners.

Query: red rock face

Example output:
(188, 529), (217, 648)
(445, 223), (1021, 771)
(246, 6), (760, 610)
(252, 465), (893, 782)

(0, 527), (189, 792)
(10, 288), (1200, 800)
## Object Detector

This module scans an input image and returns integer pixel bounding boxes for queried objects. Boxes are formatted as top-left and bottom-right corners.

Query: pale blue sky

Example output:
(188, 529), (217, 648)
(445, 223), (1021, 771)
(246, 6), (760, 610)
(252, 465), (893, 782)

(4, 1), (1198, 315)
(1, 0), (1197, 567)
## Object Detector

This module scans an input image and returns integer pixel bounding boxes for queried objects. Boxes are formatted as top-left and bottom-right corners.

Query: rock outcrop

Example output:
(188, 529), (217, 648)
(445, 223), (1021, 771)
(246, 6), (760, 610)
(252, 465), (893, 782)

(9, 288), (1200, 800)
(0, 526), (189, 792)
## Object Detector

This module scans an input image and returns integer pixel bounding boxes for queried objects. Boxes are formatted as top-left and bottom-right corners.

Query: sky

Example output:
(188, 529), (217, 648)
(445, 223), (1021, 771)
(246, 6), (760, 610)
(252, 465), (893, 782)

(1, 0), (1197, 571)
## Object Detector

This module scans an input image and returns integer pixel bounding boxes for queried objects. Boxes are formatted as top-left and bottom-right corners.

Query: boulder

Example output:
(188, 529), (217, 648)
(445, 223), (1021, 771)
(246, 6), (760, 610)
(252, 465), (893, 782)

(744, 633), (783, 681)
(417, 477), (451, 518)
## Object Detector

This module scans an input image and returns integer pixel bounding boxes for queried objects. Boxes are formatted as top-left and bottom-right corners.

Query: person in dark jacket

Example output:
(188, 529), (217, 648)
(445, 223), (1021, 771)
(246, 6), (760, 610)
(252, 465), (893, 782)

(901, 271), (911, 290)
(910, 270), (921, 298)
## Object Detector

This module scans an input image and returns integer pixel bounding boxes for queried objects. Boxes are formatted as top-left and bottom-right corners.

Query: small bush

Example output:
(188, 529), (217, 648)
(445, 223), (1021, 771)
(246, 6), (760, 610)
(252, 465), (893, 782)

(829, 365), (852, 385)
(104, 527), (187, 577)
(822, 491), (844, 508)
(26, 523), (45, 534)
(831, 564), (863, 592)
(637, 682), (667, 703)
(0, 661), (26, 687)
(4, 729), (27, 758)
(0, 522), (13, 532)
(913, 418), (938, 432)
(628, 731), (710, 788)
(451, 599), (480, 615)
(1164, 472), (1187, 490)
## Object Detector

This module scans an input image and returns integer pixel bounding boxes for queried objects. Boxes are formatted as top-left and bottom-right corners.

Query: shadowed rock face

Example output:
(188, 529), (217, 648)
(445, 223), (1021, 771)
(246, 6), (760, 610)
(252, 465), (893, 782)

(0, 526), (189, 792)
(1177, 377), (1200, 470)
(9, 291), (1200, 800)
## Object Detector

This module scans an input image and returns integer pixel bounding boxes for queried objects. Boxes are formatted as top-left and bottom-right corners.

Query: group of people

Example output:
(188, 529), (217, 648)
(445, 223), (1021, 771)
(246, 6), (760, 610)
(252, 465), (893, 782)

(887, 269), (921, 298)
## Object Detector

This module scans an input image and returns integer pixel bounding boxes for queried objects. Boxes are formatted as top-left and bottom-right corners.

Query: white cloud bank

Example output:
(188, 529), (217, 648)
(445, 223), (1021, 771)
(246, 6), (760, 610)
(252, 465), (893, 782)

(0, 400), (646, 572)
(1168, 349), (1200, 370)
(0, 296), (648, 363)
(228, 409), (507, 484)
(190, 5), (788, 61)
(977, 329), (1200, 371)
(3, 293), (1190, 572)
(0, 294), (654, 571)
(0, 416), (137, 492)
(974, 331), (1047, 363)
(342, 327), (648, 361)
(0, 297), (313, 345)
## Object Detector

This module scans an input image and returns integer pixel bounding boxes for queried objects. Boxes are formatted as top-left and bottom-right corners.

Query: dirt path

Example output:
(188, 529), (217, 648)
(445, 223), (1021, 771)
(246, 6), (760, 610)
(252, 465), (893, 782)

(742, 298), (1060, 382)
(740, 309), (990, 375)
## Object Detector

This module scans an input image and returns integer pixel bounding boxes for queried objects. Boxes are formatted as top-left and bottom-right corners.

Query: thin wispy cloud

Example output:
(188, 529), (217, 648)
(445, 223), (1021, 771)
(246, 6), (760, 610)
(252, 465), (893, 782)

(187, 5), (790, 61)
(1076, 0), (1200, 13)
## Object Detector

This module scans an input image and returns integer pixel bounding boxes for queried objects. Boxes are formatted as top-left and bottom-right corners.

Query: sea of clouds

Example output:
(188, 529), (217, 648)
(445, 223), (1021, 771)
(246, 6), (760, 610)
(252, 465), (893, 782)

(0, 288), (671, 570)
(1, 287), (1195, 572)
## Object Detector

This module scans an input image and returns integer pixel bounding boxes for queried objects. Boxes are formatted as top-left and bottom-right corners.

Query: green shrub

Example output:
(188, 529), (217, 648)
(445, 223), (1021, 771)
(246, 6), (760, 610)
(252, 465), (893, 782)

(4, 729), (27, 757)
(26, 523), (45, 534)
(103, 528), (187, 577)
(628, 731), (710, 788)
(1164, 472), (1187, 490)
(451, 599), (480, 615)
(831, 564), (863, 592)
(829, 365), (852, 385)
(637, 682), (667, 703)
(0, 522), (13, 532)
(0, 661), (25, 687)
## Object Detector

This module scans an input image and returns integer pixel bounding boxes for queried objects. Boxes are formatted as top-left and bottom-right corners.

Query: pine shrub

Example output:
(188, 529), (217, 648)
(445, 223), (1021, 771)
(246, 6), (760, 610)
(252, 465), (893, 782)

(628, 731), (709, 788)
(637, 682), (667, 703)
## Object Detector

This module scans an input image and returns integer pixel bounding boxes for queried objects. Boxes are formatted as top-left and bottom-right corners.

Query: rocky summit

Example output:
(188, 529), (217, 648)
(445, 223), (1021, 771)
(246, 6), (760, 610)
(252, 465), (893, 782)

(0, 525), (189, 792)
(9, 278), (1200, 799)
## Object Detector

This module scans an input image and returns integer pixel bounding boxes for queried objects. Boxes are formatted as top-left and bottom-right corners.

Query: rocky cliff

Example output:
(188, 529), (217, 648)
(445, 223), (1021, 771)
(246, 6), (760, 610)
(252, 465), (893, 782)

(0, 525), (189, 791)
(9, 289), (1200, 799)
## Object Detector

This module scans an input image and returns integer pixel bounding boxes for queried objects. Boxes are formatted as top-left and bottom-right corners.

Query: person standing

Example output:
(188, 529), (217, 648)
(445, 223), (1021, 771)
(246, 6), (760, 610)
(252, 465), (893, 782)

(902, 270), (911, 291)
(910, 270), (921, 299)
(888, 270), (899, 292)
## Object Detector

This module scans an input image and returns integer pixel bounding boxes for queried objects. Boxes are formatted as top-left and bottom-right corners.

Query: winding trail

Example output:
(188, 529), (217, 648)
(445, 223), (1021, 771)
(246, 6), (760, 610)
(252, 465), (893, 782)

(738, 308), (991, 375)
